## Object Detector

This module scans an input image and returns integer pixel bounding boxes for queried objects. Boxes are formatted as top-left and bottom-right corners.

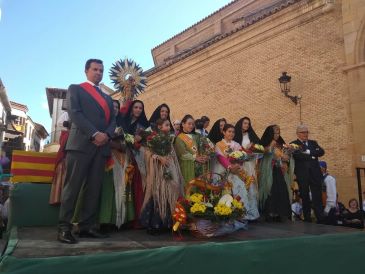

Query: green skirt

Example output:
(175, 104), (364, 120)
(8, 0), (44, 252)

(72, 170), (116, 225)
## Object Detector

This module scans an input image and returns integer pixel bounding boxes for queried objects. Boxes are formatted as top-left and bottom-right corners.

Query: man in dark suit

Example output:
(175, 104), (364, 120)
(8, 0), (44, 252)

(57, 59), (116, 244)
(291, 125), (324, 223)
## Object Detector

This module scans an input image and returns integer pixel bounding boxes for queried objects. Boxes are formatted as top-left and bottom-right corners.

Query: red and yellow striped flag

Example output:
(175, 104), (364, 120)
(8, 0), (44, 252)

(10, 150), (57, 183)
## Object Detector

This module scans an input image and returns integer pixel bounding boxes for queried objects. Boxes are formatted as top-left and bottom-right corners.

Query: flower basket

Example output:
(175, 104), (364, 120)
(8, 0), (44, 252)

(189, 218), (246, 238)
(189, 218), (220, 238)
(177, 176), (245, 238)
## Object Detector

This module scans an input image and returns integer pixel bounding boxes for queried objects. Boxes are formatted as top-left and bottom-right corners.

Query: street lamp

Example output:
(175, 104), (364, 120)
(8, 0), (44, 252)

(278, 72), (301, 105)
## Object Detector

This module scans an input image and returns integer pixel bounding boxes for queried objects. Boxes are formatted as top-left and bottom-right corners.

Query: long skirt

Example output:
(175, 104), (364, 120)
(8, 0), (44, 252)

(140, 199), (172, 229)
(131, 159), (144, 228)
(49, 160), (66, 205)
(243, 159), (260, 220)
(49, 130), (69, 205)
(98, 170), (116, 224)
(263, 166), (291, 218)
(212, 160), (250, 219)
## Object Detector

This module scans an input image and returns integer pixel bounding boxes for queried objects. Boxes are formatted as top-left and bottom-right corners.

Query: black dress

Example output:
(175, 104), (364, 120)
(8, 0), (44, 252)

(264, 165), (291, 220)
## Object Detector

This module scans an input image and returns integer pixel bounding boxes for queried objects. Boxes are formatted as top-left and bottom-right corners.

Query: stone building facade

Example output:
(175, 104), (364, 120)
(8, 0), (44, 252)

(139, 0), (365, 202)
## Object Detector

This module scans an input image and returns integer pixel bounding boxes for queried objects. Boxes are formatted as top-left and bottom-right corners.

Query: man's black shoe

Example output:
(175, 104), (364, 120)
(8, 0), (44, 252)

(57, 231), (77, 244)
(78, 228), (109, 238)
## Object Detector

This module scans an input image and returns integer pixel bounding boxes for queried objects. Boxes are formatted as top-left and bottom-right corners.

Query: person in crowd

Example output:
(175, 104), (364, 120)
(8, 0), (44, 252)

(58, 59), (116, 244)
(107, 99), (135, 229)
(0, 149), (10, 176)
(259, 125), (292, 222)
(97, 100), (122, 231)
(319, 161), (337, 225)
(234, 117), (260, 146)
(195, 118), (205, 135)
(291, 125), (324, 223)
(174, 115), (209, 186)
(120, 100), (149, 135)
(331, 194), (346, 226)
(172, 120), (181, 135)
(148, 103), (174, 133)
(140, 119), (184, 235)
(291, 190), (303, 220)
(213, 124), (252, 219)
(0, 196), (9, 239)
(234, 117), (261, 220)
(343, 198), (363, 229)
(120, 100), (149, 228)
(207, 118), (227, 145)
(49, 110), (70, 205)
(200, 116), (210, 136)
(112, 100), (121, 118)
(362, 191), (365, 212)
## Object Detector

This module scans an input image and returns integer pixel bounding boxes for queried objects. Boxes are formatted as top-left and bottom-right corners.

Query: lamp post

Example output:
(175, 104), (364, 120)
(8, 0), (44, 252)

(278, 72), (301, 105)
(278, 72), (302, 124)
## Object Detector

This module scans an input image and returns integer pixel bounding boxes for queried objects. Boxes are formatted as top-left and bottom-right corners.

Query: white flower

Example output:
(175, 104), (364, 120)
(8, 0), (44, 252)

(203, 202), (214, 208)
(218, 194), (233, 207)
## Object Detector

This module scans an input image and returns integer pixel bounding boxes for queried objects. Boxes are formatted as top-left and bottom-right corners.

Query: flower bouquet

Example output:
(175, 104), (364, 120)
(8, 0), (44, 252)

(124, 133), (135, 145)
(173, 175), (246, 238)
(146, 131), (174, 180)
(195, 136), (216, 175)
(251, 144), (265, 153)
(282, 143), (301, 156)
(197, 136), (216, 158)
(251, 144), (265, 158)
(243, 144), (265, 160)
(228, 150), (253, 164)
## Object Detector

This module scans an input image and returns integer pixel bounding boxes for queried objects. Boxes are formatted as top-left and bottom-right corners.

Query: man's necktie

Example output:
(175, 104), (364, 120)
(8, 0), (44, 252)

(94, 85), (103, 96)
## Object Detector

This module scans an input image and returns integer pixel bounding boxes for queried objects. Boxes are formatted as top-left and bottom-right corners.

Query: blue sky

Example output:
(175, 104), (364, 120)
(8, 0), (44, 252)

(0, 0), (231, 132)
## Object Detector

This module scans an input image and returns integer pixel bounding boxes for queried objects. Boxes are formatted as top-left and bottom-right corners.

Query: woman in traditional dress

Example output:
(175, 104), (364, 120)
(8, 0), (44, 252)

(140, 119), (184, 234)
(120, 100), (149, 228)
(49, 112), (70, 205)
(98, 100), (122, 229)
(213, 124), (250, 219)
(234, 117), (260, 220)
(258, 125), (293, 222)
(207, 118), (227, 145)
(148, 103), (174, 133)
(174, 115), (209, 186)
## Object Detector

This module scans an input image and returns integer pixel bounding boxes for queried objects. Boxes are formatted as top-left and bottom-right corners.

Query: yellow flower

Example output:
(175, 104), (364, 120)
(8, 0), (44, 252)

(189, 193), (203, 203)
(232, 199), (243, 210)
(254, 144), (265, 151)
(214, 204), (233, 216)
(291, 144), (299, 149)
(190, 203), (206, 214)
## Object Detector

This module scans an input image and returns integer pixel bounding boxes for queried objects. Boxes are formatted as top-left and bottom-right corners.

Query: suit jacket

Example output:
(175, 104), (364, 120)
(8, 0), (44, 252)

(65, 84), (116, 156)
(291, 139), (324, 182)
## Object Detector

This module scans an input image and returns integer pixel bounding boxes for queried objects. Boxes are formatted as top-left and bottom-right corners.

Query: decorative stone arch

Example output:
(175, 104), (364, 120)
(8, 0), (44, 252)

(354, 16), (365, 63)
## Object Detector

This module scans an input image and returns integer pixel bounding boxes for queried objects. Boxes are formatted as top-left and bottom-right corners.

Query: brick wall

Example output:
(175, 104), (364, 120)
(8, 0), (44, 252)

(139, 0), (363, 203)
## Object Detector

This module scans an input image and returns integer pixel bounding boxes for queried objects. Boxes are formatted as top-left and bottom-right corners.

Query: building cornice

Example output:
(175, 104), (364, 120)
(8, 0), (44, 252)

(10, 101), (28, 113)
(146, 0), (334, 87)
(151, 0), (239, 51)
(147, 0), (304, 76)
(45, 87), (67, 116)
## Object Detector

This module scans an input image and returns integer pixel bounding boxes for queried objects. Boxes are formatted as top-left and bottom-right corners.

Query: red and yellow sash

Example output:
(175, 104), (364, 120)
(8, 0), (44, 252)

(216, 140), (230, 156)
(177, 133), (197, 154)
(80, 82), (110, 124)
